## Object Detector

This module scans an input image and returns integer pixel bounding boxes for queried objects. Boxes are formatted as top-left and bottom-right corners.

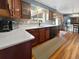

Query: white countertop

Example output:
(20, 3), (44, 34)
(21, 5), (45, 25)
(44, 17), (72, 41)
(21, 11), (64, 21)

(19, 24), (59, 30)
(0, 24), (59, 50)
(0, 28), (34, 50)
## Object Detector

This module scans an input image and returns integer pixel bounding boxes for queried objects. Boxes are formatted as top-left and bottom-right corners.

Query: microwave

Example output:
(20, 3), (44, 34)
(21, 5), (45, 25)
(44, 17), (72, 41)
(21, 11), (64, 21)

(0, 17), (13, 32)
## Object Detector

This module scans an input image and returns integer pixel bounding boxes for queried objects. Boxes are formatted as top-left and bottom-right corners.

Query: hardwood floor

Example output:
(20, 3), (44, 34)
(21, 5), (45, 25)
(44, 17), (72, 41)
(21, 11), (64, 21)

(49, 32), (79, 59)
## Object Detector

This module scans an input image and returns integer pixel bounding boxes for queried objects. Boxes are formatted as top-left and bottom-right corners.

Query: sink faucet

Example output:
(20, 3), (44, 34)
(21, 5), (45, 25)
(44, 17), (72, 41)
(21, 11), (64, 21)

(38, 20), (42, 26)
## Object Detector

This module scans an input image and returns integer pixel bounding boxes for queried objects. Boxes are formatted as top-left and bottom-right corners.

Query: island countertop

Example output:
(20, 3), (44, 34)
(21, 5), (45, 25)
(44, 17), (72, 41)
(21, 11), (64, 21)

(0, 28), (35, 50)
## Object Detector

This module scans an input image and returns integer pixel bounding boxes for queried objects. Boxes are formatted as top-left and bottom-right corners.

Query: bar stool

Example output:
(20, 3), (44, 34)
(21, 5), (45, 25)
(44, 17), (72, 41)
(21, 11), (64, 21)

(73, 24), (78, 33)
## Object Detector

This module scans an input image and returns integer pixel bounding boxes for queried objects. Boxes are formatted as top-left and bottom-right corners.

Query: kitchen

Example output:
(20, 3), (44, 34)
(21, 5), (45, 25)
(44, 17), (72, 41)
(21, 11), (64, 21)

(0, 0), (79, 59)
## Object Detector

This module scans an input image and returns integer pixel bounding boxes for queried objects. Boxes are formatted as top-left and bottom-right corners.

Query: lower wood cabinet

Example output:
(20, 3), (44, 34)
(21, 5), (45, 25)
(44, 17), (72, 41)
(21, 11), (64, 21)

(0, 40), (32, 59)
(27, 27), (59, 47)
(49, 27), (58, 39)
(39, 28), (46, 43)
(39, 28), (50, 43)
(27, 28), (50, 46)
(45, 28), (50, 40)
(27, 29), (39, 46)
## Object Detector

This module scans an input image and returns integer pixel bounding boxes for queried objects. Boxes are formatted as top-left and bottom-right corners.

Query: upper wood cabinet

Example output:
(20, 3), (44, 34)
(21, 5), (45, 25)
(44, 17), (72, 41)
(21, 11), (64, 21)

(49, 10), (54, 20)
(8, 0), (22, 18)
(8, 0), (31, 19)
(13, 0), (22, 18)
(0, 0), (9, 9)
(22, 1), (31, 19)
(0, 0), (10, 17)
(71, 17), (79, 24)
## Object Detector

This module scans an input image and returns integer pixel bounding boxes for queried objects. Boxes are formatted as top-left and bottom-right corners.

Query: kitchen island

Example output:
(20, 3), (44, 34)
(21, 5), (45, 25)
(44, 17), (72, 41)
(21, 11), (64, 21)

(0, 27), (35, 59)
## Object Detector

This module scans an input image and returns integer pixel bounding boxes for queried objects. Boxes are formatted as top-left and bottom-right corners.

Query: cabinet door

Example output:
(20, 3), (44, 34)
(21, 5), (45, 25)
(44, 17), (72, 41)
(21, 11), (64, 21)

(8, 0), (22, 18)
(22, 1), (31, 19)
(49, 10), (53, 20)
(45, 28), (50, 40)
(27, 29), (39, 46)
(0, 0), (8, 9)
(0, 0), (10, 17)
(39, 28), (46, 43)
(49, 27), (57, 39)
(0, 41), (32, 59)
(13, 0), (22, 18)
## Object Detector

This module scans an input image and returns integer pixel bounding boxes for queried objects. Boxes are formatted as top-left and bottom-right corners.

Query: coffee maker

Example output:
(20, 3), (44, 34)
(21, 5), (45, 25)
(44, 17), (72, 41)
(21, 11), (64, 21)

(0, 17), (13, 32)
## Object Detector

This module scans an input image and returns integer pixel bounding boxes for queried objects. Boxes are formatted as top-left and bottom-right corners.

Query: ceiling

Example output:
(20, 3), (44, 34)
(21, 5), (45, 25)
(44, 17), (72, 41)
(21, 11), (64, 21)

(35, 0), (79, 14)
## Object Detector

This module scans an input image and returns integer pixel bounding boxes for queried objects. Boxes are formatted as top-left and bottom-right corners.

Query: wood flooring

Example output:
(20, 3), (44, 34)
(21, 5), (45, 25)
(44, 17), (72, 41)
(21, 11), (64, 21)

(49, 32), (79, 59)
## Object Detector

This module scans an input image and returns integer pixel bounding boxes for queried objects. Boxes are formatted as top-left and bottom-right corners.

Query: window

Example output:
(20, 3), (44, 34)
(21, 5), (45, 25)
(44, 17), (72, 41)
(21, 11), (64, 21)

(31, 4), (49, 23)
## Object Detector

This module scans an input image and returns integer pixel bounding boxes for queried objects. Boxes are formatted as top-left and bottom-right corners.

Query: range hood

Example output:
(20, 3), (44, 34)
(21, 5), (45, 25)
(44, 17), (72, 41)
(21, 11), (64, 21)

(0, 9), (10, 17)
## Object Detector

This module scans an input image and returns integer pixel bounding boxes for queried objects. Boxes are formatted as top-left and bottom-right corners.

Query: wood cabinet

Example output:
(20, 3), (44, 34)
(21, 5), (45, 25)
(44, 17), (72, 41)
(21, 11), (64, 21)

(71, 17), (79, 24)
(13, 0), (22, 18)
(27, 26), (59, 47)
(27, 29), (39, 46)
(0, 0), (31, 19)
(9, 0), (22, 18)
(22, 1), (31, 19)
(45, 28), (50, 40)
(26, 28), (50, 46)
(49, 27), (58, 39)
(8, 0), (31, 19)
(0, 0), (10, 17)
(7, 0), (22, 18)
(39, 28), (46, 43)
(49, 10), (54, 20)
(0, 40), (32, 59)
(0, 0), (8, 9)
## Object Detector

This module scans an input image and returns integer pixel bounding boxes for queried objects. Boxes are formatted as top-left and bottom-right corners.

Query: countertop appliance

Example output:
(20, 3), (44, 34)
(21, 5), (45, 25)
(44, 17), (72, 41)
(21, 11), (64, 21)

(0, 17), (13, 32)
